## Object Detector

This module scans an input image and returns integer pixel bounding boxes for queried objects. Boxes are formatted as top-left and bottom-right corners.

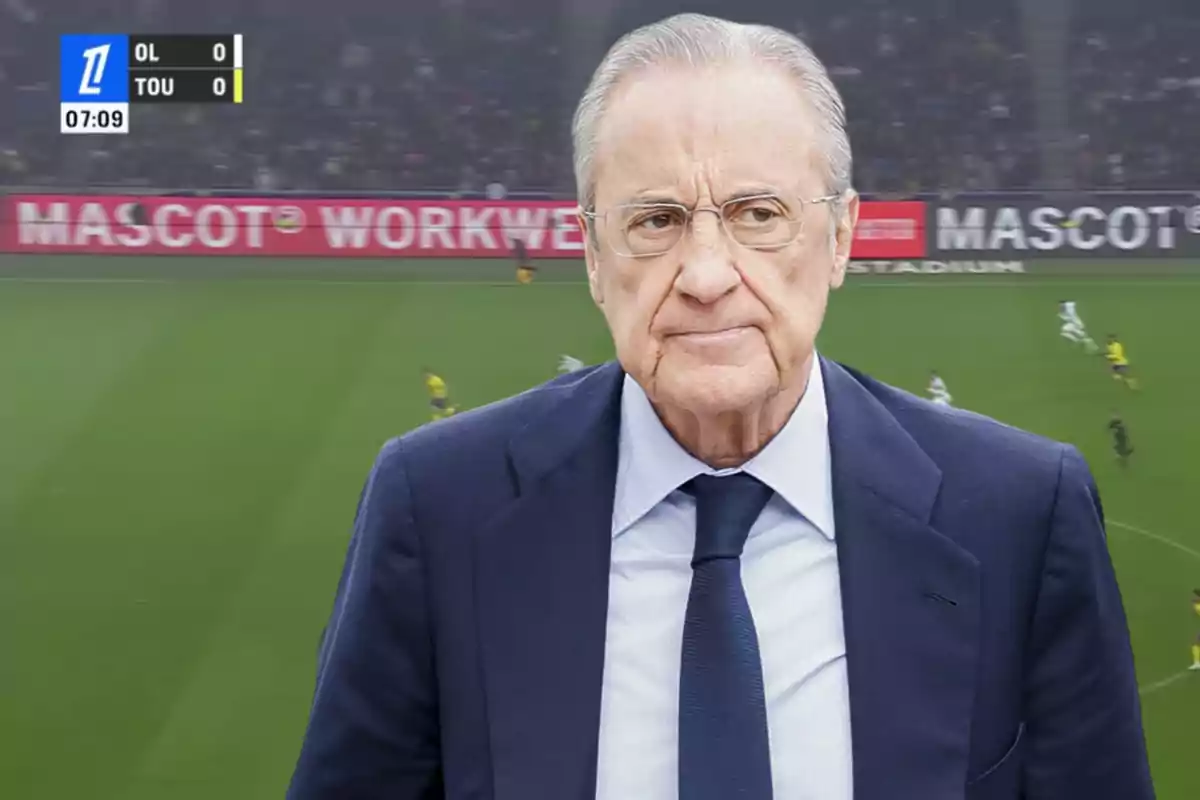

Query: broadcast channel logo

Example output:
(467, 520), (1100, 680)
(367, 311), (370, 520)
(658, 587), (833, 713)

(60, 34), (130, 133)
(60, 35), (129, 103)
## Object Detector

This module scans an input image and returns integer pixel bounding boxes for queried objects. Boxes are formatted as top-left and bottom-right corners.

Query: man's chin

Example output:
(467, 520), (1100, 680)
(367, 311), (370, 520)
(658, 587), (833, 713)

(654, 363), (778, 416)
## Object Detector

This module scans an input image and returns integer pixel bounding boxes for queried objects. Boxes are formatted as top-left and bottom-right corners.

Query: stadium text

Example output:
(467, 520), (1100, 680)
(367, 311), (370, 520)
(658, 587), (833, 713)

(2, 196), (931, 258)
(848, 260), (1026, 275)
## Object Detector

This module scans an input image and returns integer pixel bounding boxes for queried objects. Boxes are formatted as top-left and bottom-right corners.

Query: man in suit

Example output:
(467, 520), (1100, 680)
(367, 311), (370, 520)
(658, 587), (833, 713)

(288, 13), (1153, 800)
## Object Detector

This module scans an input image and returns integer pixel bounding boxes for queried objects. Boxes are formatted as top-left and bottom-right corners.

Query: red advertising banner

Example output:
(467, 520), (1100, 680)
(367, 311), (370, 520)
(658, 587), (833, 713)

(850, 200), (926, 258)
(0, 195), (926, 259)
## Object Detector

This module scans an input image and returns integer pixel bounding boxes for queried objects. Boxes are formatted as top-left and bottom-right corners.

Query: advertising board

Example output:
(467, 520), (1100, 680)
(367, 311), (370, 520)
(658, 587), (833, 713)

(1, 194), (928, 259)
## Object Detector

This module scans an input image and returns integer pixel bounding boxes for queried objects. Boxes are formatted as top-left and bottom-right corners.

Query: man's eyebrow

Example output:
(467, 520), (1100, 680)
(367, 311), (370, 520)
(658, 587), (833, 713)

(617, 186), (789, 206)
(719, 186), (786, 203)
(623, 191), (685, 205)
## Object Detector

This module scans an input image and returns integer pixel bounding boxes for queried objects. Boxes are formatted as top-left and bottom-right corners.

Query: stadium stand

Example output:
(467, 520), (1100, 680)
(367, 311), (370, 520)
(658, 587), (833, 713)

(1068, 2), (1200, 189)
(0, 0), (1195, 193)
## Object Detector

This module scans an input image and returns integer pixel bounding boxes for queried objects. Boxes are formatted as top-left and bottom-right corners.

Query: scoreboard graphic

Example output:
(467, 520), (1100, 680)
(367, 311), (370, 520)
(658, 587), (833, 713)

(60, 34), (244, 134)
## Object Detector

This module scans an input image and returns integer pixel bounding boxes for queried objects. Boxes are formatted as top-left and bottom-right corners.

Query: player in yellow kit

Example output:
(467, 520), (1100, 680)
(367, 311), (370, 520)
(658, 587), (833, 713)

(512, 218), (554, 284)
(1104, 334), (1139, 390)
(422, 368), (457, 421)
(1191, 590), (1200, 671)
(512, 237), (537, 284)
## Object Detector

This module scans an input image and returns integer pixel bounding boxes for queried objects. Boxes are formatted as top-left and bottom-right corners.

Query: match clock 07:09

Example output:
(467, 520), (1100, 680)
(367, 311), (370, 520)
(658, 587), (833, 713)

(60, 102), (130, 134)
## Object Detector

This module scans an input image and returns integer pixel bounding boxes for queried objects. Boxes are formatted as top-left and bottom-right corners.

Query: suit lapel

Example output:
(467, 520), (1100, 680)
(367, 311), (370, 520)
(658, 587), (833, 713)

(822, 359), (981, 800)
(474, 363), (624, 800)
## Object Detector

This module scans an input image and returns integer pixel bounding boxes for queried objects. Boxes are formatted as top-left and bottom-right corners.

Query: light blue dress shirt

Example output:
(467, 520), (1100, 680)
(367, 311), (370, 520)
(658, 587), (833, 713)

(595, 355), (853, 800)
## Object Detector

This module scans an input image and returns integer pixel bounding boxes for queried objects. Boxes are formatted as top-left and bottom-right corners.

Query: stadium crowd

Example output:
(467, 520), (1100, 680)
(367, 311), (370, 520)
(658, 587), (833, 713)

(1068, 2), (1200, 190)
(0, 0), (1196, 194)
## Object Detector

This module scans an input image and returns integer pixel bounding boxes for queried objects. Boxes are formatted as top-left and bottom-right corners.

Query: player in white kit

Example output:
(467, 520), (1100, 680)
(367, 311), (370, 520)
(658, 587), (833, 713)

(558, 354), (586, 374)
(1059, 300), (1098, 353)
(928, 371), (953, 407)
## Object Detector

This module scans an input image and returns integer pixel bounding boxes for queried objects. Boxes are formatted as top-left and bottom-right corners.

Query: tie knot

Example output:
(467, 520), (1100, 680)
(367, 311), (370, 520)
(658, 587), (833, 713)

(687, 473), (774, 563)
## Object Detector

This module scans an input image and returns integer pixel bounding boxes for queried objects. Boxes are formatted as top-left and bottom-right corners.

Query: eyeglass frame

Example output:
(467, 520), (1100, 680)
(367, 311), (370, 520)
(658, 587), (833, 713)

(579, 191), (841, 258)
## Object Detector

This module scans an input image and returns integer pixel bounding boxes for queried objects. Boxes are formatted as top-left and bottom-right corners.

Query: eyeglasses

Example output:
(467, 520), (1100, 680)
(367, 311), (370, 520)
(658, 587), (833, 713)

(581, 192), (839, 258)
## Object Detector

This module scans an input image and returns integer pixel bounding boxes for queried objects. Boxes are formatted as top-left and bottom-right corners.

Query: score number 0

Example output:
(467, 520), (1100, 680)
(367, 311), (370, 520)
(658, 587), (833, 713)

(212, 41), (228, 98)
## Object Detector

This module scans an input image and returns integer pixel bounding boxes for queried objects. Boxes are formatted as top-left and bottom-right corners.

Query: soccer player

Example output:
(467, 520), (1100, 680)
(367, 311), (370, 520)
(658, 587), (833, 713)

(558, 354), (586, 374)
(1191, 590), (1200, 670)
(422, 368), (457, 421)
(1108, 413), (1133, 468)
(512, 235), (538, 285)
(1105, 334), (1139, 390)
(927, 370), (953, 407)
(1059, 300), (1098, 353)
(129, 200), (149, 226)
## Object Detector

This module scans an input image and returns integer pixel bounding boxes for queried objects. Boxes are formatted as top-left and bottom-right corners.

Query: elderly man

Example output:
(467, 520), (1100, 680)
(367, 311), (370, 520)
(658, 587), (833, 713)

(287, 13), (1152, 800)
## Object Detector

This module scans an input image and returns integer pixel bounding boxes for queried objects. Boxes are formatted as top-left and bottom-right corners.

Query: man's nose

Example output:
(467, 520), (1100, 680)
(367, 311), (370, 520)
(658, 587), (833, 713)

(675, 214), (741, 304)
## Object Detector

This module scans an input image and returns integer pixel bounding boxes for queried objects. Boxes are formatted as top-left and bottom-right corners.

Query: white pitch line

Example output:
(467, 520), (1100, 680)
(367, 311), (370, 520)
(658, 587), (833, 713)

(1108, 519), (1200, 561)
(0, 276), (588, 287)
(0, 276), (178, 285)
(846, 279), (1200, 289)
(1, 276), (1200, 289)
(1139, 670), (1194, 696)
(1106, 519), (1200, 696)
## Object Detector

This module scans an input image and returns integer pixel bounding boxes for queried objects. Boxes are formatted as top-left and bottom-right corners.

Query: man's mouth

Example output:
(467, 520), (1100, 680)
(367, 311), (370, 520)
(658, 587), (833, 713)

(672, 326), (754, 345)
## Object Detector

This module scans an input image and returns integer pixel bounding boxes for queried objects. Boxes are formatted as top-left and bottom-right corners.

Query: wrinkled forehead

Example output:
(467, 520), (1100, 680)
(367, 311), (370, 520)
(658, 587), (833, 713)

(592, 63), (826, 207)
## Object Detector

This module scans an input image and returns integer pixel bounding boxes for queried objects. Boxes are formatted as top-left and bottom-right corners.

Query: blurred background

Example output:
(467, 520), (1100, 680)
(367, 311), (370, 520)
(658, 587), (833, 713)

(1, 0), (1199, 798)
(3, 0), (1198, 194)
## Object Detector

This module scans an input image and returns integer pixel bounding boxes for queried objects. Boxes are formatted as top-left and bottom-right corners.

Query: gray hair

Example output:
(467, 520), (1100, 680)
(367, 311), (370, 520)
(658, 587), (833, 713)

(571, 13), (853, 210)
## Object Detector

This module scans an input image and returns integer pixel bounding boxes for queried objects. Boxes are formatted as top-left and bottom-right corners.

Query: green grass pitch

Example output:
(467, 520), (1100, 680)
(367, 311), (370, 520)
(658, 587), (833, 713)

(1, 255), (1199, 798)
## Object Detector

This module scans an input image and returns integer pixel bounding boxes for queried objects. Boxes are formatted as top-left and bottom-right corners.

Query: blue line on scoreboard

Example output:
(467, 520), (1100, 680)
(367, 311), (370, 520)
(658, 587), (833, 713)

(60, 34), (130, 103)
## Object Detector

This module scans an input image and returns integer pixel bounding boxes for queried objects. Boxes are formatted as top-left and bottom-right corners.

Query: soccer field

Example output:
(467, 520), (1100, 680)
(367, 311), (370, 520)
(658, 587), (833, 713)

(2, 255), (1199, 798)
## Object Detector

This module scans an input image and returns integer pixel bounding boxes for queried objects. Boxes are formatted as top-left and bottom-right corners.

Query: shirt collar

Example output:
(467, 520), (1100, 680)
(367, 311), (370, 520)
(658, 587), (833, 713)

(613, 354), (834, 539)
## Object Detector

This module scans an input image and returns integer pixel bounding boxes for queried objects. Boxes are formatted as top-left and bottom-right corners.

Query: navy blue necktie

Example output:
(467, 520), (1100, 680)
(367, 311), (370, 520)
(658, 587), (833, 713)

(679, 473), (775, 800)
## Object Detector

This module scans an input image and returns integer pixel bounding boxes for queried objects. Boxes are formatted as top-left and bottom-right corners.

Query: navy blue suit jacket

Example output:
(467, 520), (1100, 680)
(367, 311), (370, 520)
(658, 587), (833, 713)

(287, 359), (1153, 800)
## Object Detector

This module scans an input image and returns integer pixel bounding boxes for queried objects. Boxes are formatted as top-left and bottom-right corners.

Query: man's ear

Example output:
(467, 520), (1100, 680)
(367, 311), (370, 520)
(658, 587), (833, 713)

(579, 209), (604, 304)
(829, 190), (860, 290)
